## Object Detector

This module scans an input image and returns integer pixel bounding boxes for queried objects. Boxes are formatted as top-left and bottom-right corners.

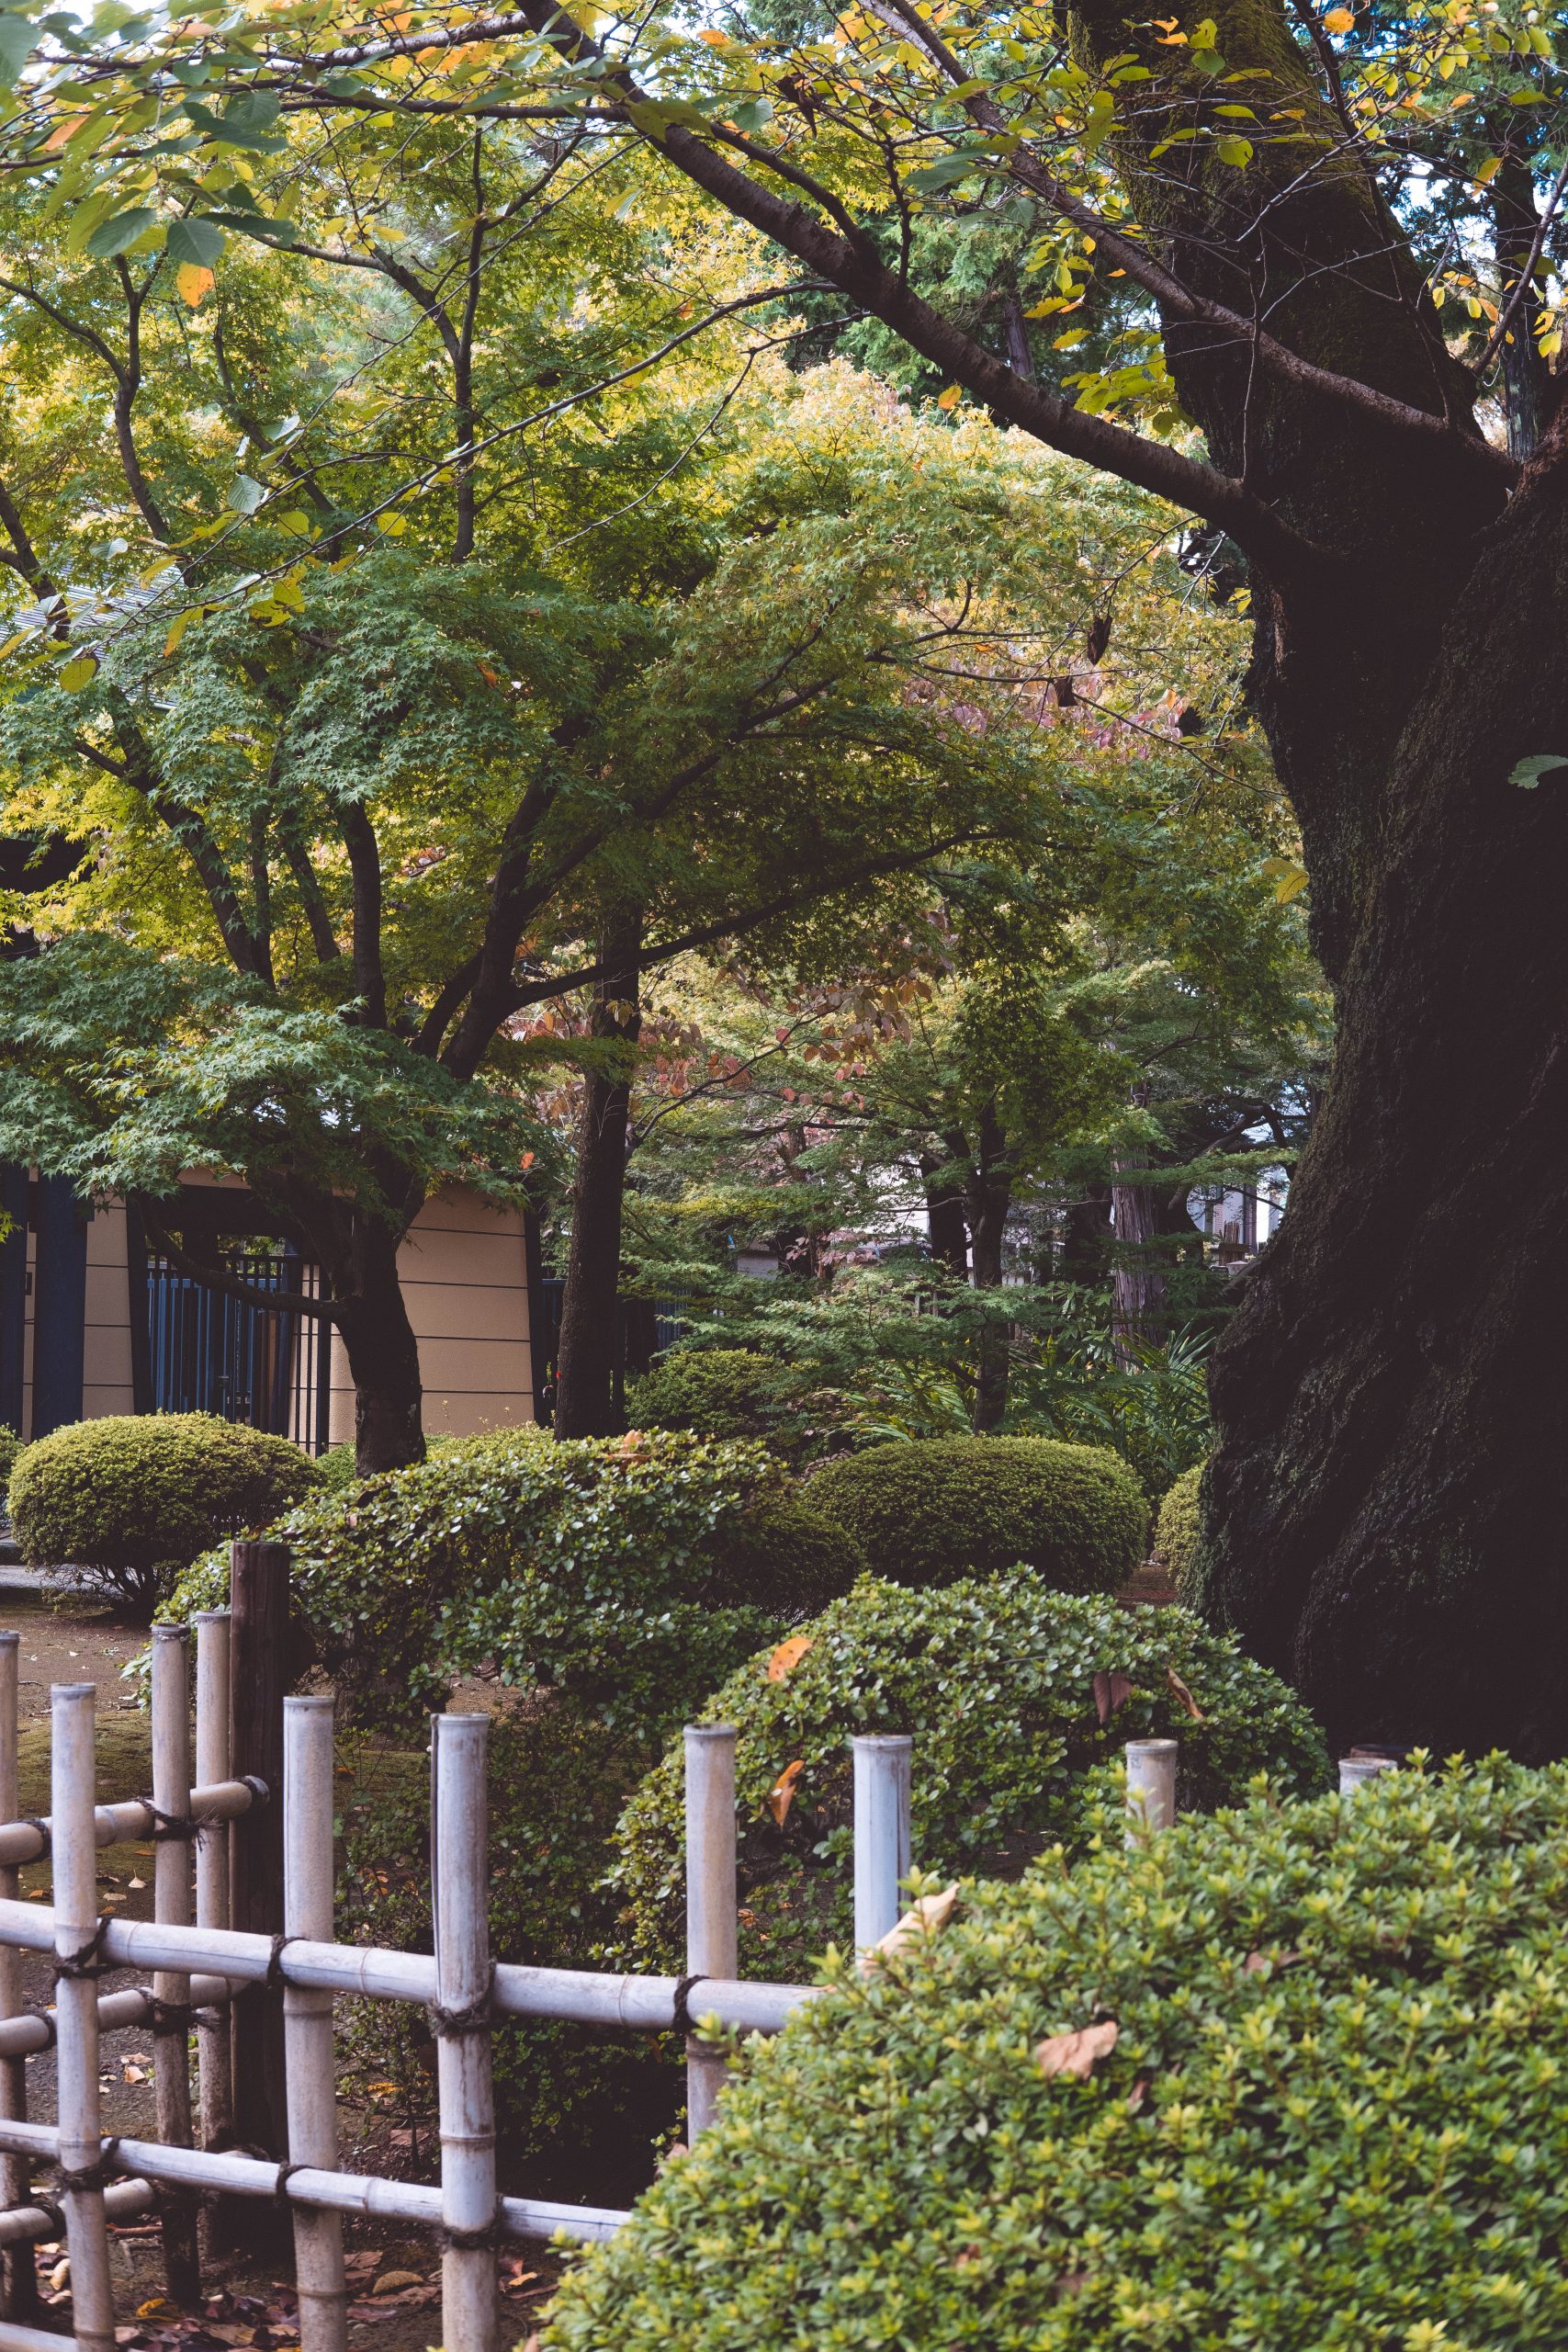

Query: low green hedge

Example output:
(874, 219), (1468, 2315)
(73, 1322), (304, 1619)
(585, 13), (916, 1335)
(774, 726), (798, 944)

(0, 1423), (20, 1501)
(548, 1756), (1568, 2350)
(612, 1572), (1330, 1985)
(169, 1427), (863, 1737)
(627, 1349), (787, 1443)
(806, 1436), (1147, 1593)
(1156, 1460), (1204, 1600)
(10, 1413), (320, 1613)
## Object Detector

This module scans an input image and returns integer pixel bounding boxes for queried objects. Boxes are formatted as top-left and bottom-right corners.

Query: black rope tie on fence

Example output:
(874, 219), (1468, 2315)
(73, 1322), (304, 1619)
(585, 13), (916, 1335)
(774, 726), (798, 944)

(263, 1933), (299, 1990)
(426, 1994), (491, 2041)
(53, 1918), (114, 1984)
(441, 2219), (504, 2254)
(54, 2137), (121, 2198)
(237, 1774), (270, 1811)
(26, 2194), (64, 2236)
(22, 2000), (59, 2048)
(671, 1973), (708, 2039)
(273, 2161), (304, 2207)
(17, 1815), (51, 1857)
(147, 1994), (197, 2038)
(139, 1798), (196, 1844)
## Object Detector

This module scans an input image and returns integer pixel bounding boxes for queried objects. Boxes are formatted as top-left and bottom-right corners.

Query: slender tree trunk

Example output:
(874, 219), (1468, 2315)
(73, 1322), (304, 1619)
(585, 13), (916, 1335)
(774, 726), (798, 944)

(920, 1151), (968, 1276)
(1491, 153), (1552, 463)
(962, 1108), (1012, 1431)
(1202, 402), (1568, 1756)
(1059, 1182), (1112, 1286)
(333, 1218), (426, 1476)
(554, 907), (643, 1440)
(1111, 1156), (1168, 1363)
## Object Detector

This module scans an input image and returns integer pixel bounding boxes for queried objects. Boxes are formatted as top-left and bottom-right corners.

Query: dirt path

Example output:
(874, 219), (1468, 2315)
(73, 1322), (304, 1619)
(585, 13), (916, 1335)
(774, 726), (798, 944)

(0, 1577), (562, 2346)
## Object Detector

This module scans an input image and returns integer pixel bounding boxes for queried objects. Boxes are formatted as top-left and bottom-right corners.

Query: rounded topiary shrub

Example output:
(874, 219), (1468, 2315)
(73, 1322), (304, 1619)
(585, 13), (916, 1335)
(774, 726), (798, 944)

(806, 1436), (1147, 1593)
(1156, 1460), (1204, 1599)
(628, 1349), (786, 1443)
(9, 1413), (320, 1614)
(169, 1427), (853, 1738)
(0, 1424), (21, 1501)
(551, 1758), (1568, 2352)
(612, 1571), (1330, 1984)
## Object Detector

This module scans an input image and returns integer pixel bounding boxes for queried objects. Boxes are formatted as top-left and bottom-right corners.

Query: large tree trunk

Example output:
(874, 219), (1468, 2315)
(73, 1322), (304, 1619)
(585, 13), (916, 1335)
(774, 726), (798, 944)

(1201, 404), (1568, 1757)
(920, 1151), (968, 1276)
(333, 1218), (426, 1476)
(554, 908), (643, 1439)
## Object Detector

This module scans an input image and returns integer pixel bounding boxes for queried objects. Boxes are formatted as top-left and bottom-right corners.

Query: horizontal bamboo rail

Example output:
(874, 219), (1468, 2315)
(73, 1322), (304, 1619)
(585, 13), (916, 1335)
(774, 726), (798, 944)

(0, 1781), (260, 1872)
(0, 1979), (232, 2062)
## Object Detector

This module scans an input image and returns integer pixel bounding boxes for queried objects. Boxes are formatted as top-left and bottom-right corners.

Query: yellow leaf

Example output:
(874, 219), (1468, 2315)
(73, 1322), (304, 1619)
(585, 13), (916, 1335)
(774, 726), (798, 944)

(764, 1758), (804, 1826)
(766, 1634), (813, 1682)
(936, 384), (963, 411)
(1036, 2018), (1119, 2080)
(377, 511), (407, 536)
(43, 115), (87, 152)
(1473, 153), (1502, 184)
(1321, 5), (1352, 26)
(0, 631), (31, 662)
(176, 262), (214, 307)
(60, 655), (98, 692)
(697, 25), (728, 40)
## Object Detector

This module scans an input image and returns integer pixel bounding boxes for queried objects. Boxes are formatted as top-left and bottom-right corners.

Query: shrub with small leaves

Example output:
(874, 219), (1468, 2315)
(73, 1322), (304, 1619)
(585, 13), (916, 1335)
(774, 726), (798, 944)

(1156, 1459), (1204, 1600)
(549, 1756), (1568, 2351)
(0, 1423), (20, 1501)
(168, 1426), (859, 1737)
(806, 1436), (1147, 1593)
(9, 1413), (320, 1614)
(626, 1348), (788, 1444)
(612, 1571), (1330, 1985)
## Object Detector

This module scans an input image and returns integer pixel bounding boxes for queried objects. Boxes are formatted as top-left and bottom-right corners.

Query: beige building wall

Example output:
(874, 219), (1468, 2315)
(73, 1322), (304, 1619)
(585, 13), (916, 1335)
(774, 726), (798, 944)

(83, 1199), (136, 1420)
(328, 1188), (535, 1445)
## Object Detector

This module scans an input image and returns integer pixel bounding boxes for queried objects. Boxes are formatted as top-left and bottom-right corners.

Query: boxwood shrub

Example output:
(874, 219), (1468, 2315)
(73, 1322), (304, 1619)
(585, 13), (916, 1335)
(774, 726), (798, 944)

(0, 1423), (20, 1501)
(168, 1427), (863, 1736)
(10, 1412), (320, 1613)
(806, 1437), (1147, 1594)
(627, 1349), (787, 1444)
(612, 1571), (1330, 1984)
(1155, 1460), (1204, 1600)
(549, 1756), (1568, 2351)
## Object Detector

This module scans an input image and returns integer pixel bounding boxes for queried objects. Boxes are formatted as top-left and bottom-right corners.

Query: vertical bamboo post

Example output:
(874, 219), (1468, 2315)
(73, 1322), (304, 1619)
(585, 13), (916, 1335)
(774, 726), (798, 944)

(0, 1631), (38, 2324)
(51, 1682), (115, 2352)
(852, 1735), (912, 1952)
(683, 1724), (737, 2141)
(284, 1696), (347, 2352)
(193, 1610), (233, 2153)
(433, 1713), (496, 2352)
(1125, 1738), (1179, 1838)
(1339, 1755), (1396, 1794)
(229, 1541), (288, 2169)
(150, 1626), (200, 2306)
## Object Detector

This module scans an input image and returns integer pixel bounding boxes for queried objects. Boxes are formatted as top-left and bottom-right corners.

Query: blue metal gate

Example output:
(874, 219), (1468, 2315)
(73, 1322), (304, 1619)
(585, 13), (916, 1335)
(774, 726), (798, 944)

(144, 1250), (331, 1454)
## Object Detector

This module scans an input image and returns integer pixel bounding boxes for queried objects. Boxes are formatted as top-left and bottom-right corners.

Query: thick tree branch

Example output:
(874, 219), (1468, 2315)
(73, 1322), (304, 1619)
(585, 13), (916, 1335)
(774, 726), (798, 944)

(134, 1196), (342, 1322)
(337, 797), (387, 1026)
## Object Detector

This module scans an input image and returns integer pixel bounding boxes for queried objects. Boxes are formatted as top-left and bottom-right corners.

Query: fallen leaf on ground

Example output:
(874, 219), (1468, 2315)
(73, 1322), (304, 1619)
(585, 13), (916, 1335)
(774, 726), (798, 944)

(1165, 1666), (1204, 1721)
(767, 1634), (813, 1682)
(861, 1883), (959, 1970)
(1036, 2019), (1120, 2080)
(764, 1759), (805, 1825)
(371, 2272), (423, 2298)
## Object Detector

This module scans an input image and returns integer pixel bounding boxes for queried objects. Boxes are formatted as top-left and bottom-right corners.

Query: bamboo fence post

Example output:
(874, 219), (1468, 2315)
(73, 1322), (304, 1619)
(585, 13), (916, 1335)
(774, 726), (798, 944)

(1338, 1755), (1396, 1794)
(682, 1724), (737, 2141)
(229, 1543), (288, 2171)
(0, 1631), (38, 2325)
(852, 1736), (912, 1952)
(433, 1713), (496, 2352)
(150, 1625), (200, 2306)
(1125, 1738), (1179, 1838)
(51, 1682), (115, 2352)
(283, 1697), (347, 2352)
(193, 1610), (233, 2154)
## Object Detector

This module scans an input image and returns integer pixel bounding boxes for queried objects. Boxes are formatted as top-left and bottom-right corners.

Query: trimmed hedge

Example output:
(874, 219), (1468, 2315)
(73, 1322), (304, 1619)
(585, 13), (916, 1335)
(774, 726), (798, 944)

(10, 1413), (320, 1612)
(169, 1427), (863, 1737)
(1156, 1460), (1204, 1600)
(628, 1349), (786, 1443)
(807, 1436), (1147, 1593)
(612, 1572), (1330, 1985)
(0, 1424), (19, 1500)
(549, 1757), (1568, 2351)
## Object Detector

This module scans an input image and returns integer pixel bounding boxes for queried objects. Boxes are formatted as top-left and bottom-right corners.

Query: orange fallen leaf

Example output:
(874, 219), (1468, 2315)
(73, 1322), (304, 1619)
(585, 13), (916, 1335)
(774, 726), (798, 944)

(860, 1883), (959, 1971)
(764, 1758), (804, 1826)
(1165, 1665), (1204, 1721)
(766, 1634), (813, 1682)
(1035, 2018), (1119, 2080)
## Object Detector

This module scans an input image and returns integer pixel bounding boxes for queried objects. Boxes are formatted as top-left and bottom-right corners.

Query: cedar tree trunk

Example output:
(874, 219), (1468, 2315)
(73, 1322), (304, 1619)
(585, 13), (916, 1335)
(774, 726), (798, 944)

(920, 1152), (969, 1276)
(333, 1216), (427, 1476)
(554, 907), (643, 1439)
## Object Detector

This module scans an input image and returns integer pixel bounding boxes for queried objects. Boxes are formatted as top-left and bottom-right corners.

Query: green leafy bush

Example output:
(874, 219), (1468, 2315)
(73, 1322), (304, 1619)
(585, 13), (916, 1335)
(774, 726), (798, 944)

(613, 1572), (1330, 1984)
(0, 1424), (20, 1501)
(627, 1349), (786, 1443)
(337, 1700), (675, 2203)
(169, 1427), (861, 1737)
(807, 1436), (1147, 1593)
(1156, 1460), (1204, 1599)
(9, 1413), (320, 1613)
(550, 1756), (1568, 2352)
